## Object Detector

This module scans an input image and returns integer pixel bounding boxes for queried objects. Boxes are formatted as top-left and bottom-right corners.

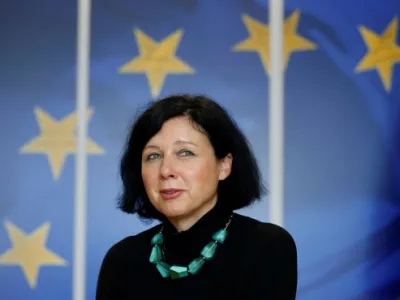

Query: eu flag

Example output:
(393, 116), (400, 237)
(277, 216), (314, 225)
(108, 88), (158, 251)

(0, 0), (398, 299)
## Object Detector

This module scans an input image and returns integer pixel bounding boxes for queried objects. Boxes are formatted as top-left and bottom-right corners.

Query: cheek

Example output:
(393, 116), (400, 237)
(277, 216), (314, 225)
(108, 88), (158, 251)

(141, 166), (157, 189)
(187, 161), (219, 184)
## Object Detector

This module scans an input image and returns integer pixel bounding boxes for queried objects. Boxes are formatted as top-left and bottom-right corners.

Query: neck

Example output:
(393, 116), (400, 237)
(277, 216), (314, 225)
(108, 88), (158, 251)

(167, 197), (218, 232)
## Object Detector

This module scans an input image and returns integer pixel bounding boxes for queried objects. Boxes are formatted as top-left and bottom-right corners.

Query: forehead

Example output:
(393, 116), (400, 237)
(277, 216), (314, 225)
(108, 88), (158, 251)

(146, 117), (206, 145)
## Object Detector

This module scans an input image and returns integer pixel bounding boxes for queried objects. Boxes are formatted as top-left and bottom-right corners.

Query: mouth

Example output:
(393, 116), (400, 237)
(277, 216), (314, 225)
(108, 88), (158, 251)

(160, 189), (184, 200)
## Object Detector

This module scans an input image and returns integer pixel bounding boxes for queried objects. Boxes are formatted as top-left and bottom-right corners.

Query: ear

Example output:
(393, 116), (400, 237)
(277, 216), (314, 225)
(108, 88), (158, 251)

(218, 153), (233, 181)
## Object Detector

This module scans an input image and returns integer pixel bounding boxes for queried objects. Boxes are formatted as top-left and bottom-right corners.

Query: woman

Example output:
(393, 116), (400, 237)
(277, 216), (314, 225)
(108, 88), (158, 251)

(96, 94), (297, 299)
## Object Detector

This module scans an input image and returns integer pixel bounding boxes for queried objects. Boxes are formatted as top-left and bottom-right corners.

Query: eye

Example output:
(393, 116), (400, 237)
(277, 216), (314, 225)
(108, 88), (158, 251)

(145, 153), (160, 161)
(177, 149), (194, 156)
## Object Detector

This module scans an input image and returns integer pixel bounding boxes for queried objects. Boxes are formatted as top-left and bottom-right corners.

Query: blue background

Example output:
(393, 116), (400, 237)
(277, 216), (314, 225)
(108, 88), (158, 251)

(0, 0), (399, 299)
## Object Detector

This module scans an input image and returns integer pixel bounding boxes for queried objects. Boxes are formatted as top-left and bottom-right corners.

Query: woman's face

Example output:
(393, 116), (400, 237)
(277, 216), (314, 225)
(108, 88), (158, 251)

(141, 116), (232, 227)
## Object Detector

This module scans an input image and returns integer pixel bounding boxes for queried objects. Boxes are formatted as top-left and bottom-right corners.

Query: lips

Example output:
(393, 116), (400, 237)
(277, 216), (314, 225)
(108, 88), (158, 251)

(160, 189), (184, 200)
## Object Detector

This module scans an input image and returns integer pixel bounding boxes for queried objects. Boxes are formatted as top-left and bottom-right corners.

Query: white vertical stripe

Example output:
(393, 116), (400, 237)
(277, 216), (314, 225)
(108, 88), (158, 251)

(268, 0), (285, 227)
(74, 0), (91, 299)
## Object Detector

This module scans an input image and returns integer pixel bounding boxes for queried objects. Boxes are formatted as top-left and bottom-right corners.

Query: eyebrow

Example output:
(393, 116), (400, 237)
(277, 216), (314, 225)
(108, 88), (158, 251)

(174, 140), (197, 146)
(144, 140), (198, 150)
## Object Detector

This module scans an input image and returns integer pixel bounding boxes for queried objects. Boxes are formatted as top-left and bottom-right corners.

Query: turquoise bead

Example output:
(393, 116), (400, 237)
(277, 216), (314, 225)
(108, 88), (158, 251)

(188, 257), (205, 274)
(200, 242), (218, 260)
(170, 266), (188, 279)
(156, 261), (170, 278)
(212, 229), (228, 243)
(151, 232), (163, 245)
(150, 214), (234, 279)
(149, 245), (162, 263)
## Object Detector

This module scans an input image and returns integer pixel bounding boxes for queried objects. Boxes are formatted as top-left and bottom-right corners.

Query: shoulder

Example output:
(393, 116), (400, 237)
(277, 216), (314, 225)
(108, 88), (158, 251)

(100, 223), (162, 265)
(232, 214), (298, 298)
(96, 224), (162, 297)
(232, 213), (297, 279)
(233, 213), (297, 254)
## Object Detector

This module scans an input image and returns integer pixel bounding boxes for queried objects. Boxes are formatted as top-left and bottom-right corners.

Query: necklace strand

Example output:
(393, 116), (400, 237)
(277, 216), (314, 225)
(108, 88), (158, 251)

(149, 214), (234, 279)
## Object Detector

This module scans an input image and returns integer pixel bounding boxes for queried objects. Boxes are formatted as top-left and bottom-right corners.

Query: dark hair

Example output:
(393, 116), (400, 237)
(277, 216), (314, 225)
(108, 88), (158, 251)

(118, 94), (266, 221)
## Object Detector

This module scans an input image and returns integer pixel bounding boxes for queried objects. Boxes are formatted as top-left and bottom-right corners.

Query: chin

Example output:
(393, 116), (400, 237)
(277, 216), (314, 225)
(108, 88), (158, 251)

(159, 201), (190, 219)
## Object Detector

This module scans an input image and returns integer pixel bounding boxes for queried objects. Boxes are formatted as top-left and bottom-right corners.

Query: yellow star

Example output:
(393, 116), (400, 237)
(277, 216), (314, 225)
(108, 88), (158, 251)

(19, 107), (104, 180)
(355, 16), (400, 92)
(0, 220), (67, 289)
(233, 10), (317, 74)
(119, 28), (195, 97)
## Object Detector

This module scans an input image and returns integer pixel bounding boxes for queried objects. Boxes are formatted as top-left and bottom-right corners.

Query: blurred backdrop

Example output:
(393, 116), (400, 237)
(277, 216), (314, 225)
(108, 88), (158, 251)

(0, 0), (399, 299)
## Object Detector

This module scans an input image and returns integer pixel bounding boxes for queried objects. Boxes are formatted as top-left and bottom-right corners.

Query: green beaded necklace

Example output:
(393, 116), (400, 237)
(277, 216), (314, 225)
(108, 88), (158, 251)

(149, 214), (233, 279)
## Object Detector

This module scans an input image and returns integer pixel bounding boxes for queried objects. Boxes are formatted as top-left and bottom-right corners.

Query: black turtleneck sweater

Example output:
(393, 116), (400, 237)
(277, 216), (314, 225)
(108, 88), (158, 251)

(96, 204), (297, 300)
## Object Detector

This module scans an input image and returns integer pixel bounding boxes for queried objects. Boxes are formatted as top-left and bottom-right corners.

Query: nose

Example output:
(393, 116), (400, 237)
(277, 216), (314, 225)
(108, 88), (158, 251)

(159, 155), (176, 179)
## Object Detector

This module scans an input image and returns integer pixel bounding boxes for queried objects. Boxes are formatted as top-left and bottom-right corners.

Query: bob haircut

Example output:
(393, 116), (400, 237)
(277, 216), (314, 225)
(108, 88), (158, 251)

(118, 94), (266, 221)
